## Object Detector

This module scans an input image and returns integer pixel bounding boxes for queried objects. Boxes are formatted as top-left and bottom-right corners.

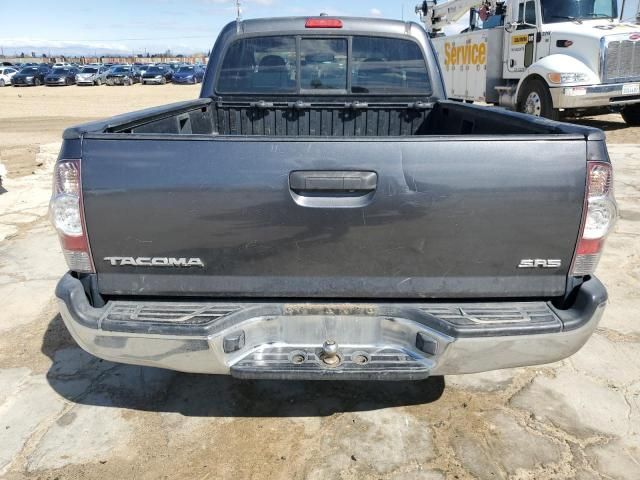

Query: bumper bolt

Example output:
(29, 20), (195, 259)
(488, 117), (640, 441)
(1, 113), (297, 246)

(353, 353), (369, 365)
(223, 330), (245, 353)
(289, 350), (307, 365)
(291, 352), (306, 364)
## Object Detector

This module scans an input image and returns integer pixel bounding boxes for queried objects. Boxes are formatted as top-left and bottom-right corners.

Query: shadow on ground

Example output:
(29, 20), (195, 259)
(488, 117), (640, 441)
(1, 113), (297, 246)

(42, 314), (445, 417)
(568, 116), (628, 132)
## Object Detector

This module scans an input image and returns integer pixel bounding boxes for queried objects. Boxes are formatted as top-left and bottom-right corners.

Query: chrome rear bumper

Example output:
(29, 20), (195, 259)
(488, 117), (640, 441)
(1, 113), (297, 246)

(56, 273), (607, 380)
(552, 82), (640, 109)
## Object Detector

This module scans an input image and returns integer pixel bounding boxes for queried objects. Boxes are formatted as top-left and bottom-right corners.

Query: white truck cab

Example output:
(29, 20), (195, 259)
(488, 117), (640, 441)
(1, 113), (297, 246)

(421, 0), (640, 124)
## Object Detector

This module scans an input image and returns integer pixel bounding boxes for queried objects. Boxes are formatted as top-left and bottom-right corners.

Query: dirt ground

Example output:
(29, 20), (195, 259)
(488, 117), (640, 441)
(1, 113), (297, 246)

(0, 85), (638, 480)
(0, 84), (199, 177)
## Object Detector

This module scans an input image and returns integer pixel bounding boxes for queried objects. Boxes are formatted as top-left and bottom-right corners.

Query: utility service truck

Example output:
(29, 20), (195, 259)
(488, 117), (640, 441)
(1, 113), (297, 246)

(417, 0), (640, 123)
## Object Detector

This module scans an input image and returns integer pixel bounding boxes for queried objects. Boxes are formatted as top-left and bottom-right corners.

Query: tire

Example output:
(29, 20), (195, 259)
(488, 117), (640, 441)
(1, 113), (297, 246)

(35, 78), (41, 86)
(95, 78), (101, 86)
(160, 77), (166, 85)
(65, 78), (71, 86)
(124, 77), (132, 86)
(621, 104), (640, 126)
(0, 79), (4, 87)
(517, 78), (559, 121)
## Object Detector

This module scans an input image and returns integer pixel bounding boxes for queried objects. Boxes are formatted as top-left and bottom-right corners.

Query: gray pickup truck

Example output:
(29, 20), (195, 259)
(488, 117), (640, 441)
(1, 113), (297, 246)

(51, 16), (617, 381)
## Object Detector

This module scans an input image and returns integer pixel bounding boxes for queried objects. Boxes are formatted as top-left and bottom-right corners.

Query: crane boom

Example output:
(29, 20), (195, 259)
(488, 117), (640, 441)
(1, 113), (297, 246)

(415, 0), (499, 35)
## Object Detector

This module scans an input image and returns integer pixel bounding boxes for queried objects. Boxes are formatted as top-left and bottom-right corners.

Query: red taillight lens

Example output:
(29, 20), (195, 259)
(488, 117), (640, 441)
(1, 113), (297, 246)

(50, 159), (94, 273)
(576, 238), (603, 255)
(572, 161), (617, 276)
(305, 18), (343, 28)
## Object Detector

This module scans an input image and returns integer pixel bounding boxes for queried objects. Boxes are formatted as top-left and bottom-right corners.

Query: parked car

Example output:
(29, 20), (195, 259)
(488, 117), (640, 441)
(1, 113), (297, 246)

(105, 65), (141, 86)
(44, 67), (78, 86)
(141, 65), (173, 84)
(10, 65), (50, 86)
(0, 66), (19, 87)
(172, 65), (205, 84)
(137, 64), (154, 76)
(169, 62), (187, 71)
(76, 66), (108, 86)
(52, 16), (615, 381)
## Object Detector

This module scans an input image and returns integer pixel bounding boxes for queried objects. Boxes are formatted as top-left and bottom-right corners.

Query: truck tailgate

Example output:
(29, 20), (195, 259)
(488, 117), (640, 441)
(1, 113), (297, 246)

(81, 136), (585, 299)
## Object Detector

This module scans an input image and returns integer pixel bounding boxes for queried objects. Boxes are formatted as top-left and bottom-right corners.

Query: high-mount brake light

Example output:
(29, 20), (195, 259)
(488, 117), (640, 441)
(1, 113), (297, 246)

(49, 159), (94, 273)
(571, 161), (617, 276)
(305, 18), (343, 28)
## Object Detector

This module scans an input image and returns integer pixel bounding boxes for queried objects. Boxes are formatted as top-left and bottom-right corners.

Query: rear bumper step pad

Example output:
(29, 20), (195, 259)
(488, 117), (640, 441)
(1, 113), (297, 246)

(98, 300), (564, 338)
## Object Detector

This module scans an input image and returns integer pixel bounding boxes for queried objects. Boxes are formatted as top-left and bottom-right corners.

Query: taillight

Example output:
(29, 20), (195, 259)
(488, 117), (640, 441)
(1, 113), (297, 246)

(305, 18), (343, 28)
(49, 159), (94, 273)
(571, 161), (617, 276)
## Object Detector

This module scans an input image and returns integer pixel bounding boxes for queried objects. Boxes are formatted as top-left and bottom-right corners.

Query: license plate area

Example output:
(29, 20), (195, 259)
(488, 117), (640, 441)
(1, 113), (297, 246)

(622, 83), (640, 95)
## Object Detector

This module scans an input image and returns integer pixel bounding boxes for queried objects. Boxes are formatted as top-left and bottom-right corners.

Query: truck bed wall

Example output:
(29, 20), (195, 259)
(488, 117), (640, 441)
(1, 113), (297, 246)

(211, 104), (430, 137)
(114, 100), (567, 137)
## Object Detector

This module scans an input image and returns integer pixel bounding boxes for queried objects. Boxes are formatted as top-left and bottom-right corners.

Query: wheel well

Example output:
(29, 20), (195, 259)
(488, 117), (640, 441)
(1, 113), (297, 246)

(517, 74), (548, 107)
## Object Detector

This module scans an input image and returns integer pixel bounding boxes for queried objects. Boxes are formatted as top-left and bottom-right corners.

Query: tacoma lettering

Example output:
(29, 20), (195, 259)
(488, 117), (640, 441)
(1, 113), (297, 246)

(104, 257), (205, 268)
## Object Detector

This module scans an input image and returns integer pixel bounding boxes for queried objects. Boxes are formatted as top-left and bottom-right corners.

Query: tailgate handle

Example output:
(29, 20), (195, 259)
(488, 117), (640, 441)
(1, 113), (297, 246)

(289, 171), (377, 194)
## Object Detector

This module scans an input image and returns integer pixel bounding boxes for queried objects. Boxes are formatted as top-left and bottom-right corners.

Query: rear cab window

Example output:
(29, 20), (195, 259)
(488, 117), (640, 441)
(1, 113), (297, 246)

(216, 35), (431, 95)
(300, 38), (347, 91)
(352, 37), (430, 93)
(218, 36), (297, 93)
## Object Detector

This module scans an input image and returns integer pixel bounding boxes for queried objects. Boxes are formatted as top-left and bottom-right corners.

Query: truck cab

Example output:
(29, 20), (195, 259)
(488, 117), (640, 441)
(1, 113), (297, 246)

(428, 0), (640, 123)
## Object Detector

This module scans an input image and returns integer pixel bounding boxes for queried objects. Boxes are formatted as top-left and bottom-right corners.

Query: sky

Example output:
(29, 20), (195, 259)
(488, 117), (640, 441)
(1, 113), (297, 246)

(1, 0), (635, 57)
(0, 0), (434, 56)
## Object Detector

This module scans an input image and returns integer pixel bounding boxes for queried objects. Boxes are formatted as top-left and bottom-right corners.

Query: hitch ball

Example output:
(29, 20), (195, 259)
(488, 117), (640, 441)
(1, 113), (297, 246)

(321, 340), (340, 366)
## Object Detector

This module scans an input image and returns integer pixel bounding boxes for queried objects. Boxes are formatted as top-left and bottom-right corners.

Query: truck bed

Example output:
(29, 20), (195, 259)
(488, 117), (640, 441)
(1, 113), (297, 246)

(64, 97), (598, 139)
(64, 98), (602, 300)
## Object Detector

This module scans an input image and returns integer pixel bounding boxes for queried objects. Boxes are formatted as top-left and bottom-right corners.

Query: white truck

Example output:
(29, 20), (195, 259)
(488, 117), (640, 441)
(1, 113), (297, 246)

(417, 0), (640, 124)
